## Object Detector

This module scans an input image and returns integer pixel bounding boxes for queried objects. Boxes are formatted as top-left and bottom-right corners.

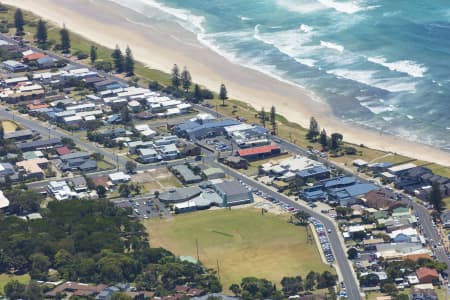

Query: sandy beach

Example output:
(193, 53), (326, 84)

(3, 0), (450, 166)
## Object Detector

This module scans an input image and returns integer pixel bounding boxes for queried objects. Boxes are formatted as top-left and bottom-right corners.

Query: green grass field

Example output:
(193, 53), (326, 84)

(0, 273), (30, 294)
(145, 208), (332, 292)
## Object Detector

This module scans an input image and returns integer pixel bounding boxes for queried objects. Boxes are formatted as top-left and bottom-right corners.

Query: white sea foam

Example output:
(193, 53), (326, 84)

(253, 25), (318, 67)
(320, 41), (344, 52)
(138, 0), (206, 33)
(368, 56), (427, 78)
(239, 16), (252, 21)
(406, 115), (414, 120)
(275, 0), (325, 14)
(316, 0), (364, 14)
(299, 24), (314, 33)
(327, 69), (417, 93)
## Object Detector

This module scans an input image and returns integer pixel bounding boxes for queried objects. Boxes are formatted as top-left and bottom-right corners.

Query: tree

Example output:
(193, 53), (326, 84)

(347, 248), (358, 260)
(429, 182), (443, 213)
(270, 106), (276, 134)
(14, 9), (25, 36)
(281, 276), (303, 296)
(259, 108), (266, 128)
(171, 64), (180, 88)
(194, 84), (203, 102)
(329, 133), (343, 151)
(4, 280), (26, 299)
(120, 106), (132, 125)
(112, 45), (124, 73)
(90, 45), (97, 64)
(60, 25), (71, 54)
(304, 271), (316, 291)
(307, 117), (320, 140)
(229, 283), (241, 296)
(181, 67), (192, 92)
(35, 19), (47, 46)
(125, 161), (137, 174)
(119, 184), (131, 198)
(319, 129), (328, 149)
(380, 282), (397, 296)
(294, 210), (310, 225)
(124, 46), (135, 76)
(317, 271), (337, 289)
(219, 84), (228, 106)
(359, 273), (379, 287)
(96, 185), (107, 198)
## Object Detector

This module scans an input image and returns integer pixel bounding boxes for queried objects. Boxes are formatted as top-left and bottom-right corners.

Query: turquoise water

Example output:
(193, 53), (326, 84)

(109, 0), (450, 151)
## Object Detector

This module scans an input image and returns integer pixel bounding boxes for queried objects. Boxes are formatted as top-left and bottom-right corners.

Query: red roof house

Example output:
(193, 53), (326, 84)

(23, 52), (47, 62)
(416, 267), (439, 284)
(56, 146), (72, 156)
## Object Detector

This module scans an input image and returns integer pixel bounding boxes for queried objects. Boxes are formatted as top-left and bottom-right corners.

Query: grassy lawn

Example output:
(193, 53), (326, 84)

(1, 120), (20, 133)
(145, 208), (332, 292)
(97, 160), (115, 170)
(0, 273), (30, 294)
(158, 176), (183, 189)
(366, 287), (448, 300)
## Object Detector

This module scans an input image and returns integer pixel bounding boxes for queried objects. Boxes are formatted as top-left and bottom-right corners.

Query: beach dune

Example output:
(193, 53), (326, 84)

(4, 0), (450, 166)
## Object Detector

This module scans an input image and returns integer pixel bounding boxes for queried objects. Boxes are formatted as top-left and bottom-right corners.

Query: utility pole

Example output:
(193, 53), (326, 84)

(196, 239), (200, 263)
(216, 259), (220, 281)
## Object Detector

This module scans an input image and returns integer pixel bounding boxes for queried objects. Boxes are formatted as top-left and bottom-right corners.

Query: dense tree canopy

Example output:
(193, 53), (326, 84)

(0, 200), (221, 293)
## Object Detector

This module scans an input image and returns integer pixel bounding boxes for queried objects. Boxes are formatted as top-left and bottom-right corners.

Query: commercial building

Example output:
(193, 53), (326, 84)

(171, 165), (202, 184)
(2, 60), (28, 72)
(159, 186), (202, 203)
(212, 180), (253, 207)
(237, 145), (281, 161)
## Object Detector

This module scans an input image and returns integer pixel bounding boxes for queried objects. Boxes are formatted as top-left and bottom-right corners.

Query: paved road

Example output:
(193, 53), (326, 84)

(211, 161), (361, 300)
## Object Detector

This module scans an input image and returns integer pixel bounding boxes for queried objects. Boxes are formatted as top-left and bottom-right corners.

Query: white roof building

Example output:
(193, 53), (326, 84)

(108, 172), (131, 184)
(0, 191), (10, 209)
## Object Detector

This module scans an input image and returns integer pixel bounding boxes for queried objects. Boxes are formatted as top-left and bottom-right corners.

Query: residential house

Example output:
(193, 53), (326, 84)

(3, 129), (34, 141)
(2, 60), (28, 72)
(47, 180), (75, 201)
(108, 172), (131, 185)
(410, 288), (437, 300)
(202, 167), (225, 180)
(45, 282), (108, 298)
(16, 157), (48, 179)
(0, 163), (16, 177)
(36, 56), (56, 69)
(159, 144), (179, 160)
(415, 267), (439, 284)
(138, 148), (159, 163)
(16, 138), (62, 151)
(71, 177), (88, 193)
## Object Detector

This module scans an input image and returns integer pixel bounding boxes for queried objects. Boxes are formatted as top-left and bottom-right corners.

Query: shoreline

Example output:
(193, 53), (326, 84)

(3, 0), (450, 166)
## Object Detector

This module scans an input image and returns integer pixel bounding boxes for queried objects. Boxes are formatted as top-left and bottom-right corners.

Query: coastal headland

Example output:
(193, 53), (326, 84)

(3, 0), (450, 166)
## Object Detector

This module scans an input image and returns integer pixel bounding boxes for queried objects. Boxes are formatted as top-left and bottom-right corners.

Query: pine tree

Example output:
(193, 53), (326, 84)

(124, 46), (135, 76)
(194, 84), (202, 102)
(307, 117), (320, 141)
(181, 66), (192, 92)
(259, 108), (267, 128)
(111, 45), (124, 73)
(14, 9), (24, 36)
(60, 25), (71, 54)
(171, 64), (180, 88)
(35, 19), (47, 46)
(90, 45), (97, 64)
(270, 106), (277, 134)
(319, 129), (328, 149)
(219, 84), (228, 106)
(430, 182), (443, 213)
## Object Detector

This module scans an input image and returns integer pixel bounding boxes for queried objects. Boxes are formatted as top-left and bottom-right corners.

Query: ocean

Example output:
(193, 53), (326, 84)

(107, 0), (450, 151)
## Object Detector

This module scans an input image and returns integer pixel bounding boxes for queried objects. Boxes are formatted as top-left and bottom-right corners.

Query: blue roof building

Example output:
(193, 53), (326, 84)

(175, 119), (240, 139)
(328, 183), (379, 206)
(297, 165), (330, 181)
(321, 176), (357, 190)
